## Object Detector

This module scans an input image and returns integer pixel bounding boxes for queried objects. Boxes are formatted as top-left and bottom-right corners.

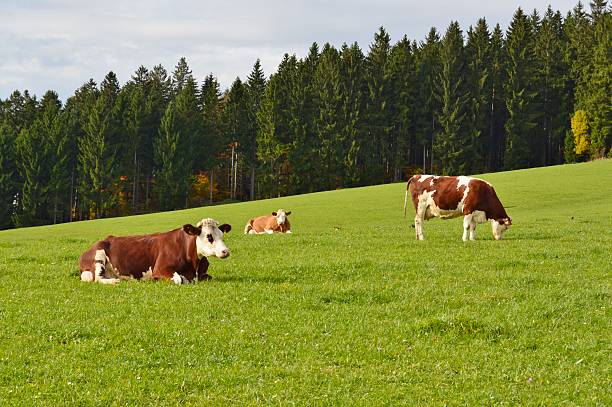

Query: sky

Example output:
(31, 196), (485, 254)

(1, 0), (580, 101)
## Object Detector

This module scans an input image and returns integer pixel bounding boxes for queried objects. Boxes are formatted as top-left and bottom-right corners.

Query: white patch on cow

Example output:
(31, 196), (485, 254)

(265, 229), (274, 234)
(457, 176), (471, 189)
(471, 210), (487, 224)
(142, 267), (153, 281)
(172, 272), (183, 285)
(418, 175), (432, 183)
(94, 250), (106, 282)
(81, 271), (94, 282)
(491, 220), (509, 240)
(195, 218), (230, 259)
(286, 230), (292, 234)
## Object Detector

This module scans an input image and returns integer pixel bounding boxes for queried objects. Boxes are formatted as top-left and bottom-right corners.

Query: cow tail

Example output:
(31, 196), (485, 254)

(403, 176), (414, 218)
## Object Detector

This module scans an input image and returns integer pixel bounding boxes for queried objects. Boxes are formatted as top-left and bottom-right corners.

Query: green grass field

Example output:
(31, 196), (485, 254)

(1, 160), (610, 405)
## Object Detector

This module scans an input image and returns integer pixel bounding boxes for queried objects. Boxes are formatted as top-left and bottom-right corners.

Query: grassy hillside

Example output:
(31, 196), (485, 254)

(1, 160), (610, 405)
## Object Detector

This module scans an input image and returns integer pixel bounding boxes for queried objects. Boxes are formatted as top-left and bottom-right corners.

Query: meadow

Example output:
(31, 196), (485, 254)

(0, 160), (610, 405)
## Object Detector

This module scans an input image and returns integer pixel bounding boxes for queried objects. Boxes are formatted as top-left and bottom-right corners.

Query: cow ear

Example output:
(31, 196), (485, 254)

(219, 224), (231, 233)
(286, 211), (291, 216)
(183, 224), (201, 235)
(272, 212), (277, 216)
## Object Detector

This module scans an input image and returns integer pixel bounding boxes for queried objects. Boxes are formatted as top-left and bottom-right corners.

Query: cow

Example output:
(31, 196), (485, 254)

(244, 209), (292, 234)
(79, 218), (232, 284)
(403, 175), (512, 241)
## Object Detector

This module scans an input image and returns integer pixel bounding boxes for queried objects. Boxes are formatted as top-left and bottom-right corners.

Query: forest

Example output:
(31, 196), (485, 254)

(0, 2), (609, 230)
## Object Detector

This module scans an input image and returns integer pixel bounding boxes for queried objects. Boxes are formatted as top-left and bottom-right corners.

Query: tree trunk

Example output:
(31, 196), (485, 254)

(250, 165), (255, 201)
(209, 169), (214, 204)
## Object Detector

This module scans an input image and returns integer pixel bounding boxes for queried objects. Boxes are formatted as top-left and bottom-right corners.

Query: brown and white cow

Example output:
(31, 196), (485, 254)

(403, 175), (512, 241)
(244, 209), (292, 234)
(79, 218), (232, 284)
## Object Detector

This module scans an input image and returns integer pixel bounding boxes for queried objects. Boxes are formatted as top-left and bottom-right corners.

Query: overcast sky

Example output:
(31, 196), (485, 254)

(1, 0), (580, 101)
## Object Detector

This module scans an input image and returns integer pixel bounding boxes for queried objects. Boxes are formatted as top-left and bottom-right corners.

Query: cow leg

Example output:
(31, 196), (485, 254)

(469, 221), (477, 241)
(91, 249), (120, 284)
(462, 214), (473, 242)
(264, 229), (274, 234)
(197, 258), (212, 281)
(153, 268), (188, 285)
(415, 203), (426, 240)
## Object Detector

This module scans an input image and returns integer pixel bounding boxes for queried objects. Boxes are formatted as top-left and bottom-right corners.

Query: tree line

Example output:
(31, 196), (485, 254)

(0, 2), (609, 230)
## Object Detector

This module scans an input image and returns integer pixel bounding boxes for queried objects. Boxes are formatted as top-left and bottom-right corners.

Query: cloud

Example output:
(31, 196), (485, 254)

(1, 0), (579, 101)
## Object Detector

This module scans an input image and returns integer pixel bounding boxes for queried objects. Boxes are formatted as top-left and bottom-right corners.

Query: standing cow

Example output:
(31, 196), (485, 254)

(79, 218), (232, 284)
(404, 175), (512, 241)
(244, 209), (292, 234)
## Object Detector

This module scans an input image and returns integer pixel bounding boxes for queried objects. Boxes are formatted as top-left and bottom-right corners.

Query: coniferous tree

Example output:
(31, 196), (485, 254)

(245, 60), (267, 199)
(365, 27), (392, 183)
(78, 77), (118, 219)
(200, 74), (223, 202)
(387, 36), (416, 180)
(339, 42), (366, 185)
(154, 100), (185, 210)
(465, 18), (491, 173)
(222, 77), (250, 199)
(534, 7), (571, 165)
(435, 21), (469, 175)
(415, 28), (441, 172)
(312, 43), (342, 190)
(504, 7), (538, 169)
(288, 43), (320, 194)
(0, 122), (17, 229)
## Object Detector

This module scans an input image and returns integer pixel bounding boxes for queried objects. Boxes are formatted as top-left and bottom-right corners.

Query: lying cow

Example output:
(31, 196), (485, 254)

(403, 175), (512, 241)
(244, 209), (292, 234)
(79, 218), (231, 284)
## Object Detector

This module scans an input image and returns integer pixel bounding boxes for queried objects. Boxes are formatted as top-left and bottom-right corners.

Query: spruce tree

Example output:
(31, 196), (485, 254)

(415, 28), (441, 172)
(245, 60), (267, 199)
(339, 42), (366, 186)
(435, 21), (469, 175)
(312, 43), (342, 190)
(154, 100), (184, 210)
(0, 122), (17, 229)
(387, 36), (416, 180)
(365, 27), (392, 183)
(504, 7), (538, 169)
(465, 18), (491, 172)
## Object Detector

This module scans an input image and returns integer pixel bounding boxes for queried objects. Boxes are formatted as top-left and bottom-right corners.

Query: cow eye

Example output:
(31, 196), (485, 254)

(206, 234), (214, 243)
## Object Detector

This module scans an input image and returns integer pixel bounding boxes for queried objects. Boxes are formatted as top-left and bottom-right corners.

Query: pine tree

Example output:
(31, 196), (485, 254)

(488, 24), (508, 170)
(0, 122), (17, 229)
(504, 7), (538, 169)
(415, 28), (441, 172)
(365, 27), (392, 183)
(222, 77), (250, 199)
(533, 7), (571, 165)
(435, 21), (469, 175)
(154, 100), (184, 210)
(465, 18), (491, 173)
(387, 36), (416, 180)
(172, 57), (192, 95)
(78, 83), (118, 219)
(339, 42), (366, 185)
(200, 74), (223, 202)
(312, 43), (342, 190)
(245, 60), (267, 199)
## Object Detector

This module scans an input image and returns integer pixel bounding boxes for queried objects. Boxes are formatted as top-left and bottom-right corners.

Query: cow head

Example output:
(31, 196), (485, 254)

(183, 218), (232, 259)
(271, 209), (291, 225)
(491, 217), (512, 240)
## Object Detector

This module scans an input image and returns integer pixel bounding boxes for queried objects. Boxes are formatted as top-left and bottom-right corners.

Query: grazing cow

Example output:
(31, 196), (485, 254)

(244, 209), (292, 234)
(79, 218), (232, 284)
(403, 175), (512, 241)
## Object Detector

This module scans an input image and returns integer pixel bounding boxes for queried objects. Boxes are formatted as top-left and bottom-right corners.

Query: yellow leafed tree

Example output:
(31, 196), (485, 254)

(571, 110), (590, 155)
